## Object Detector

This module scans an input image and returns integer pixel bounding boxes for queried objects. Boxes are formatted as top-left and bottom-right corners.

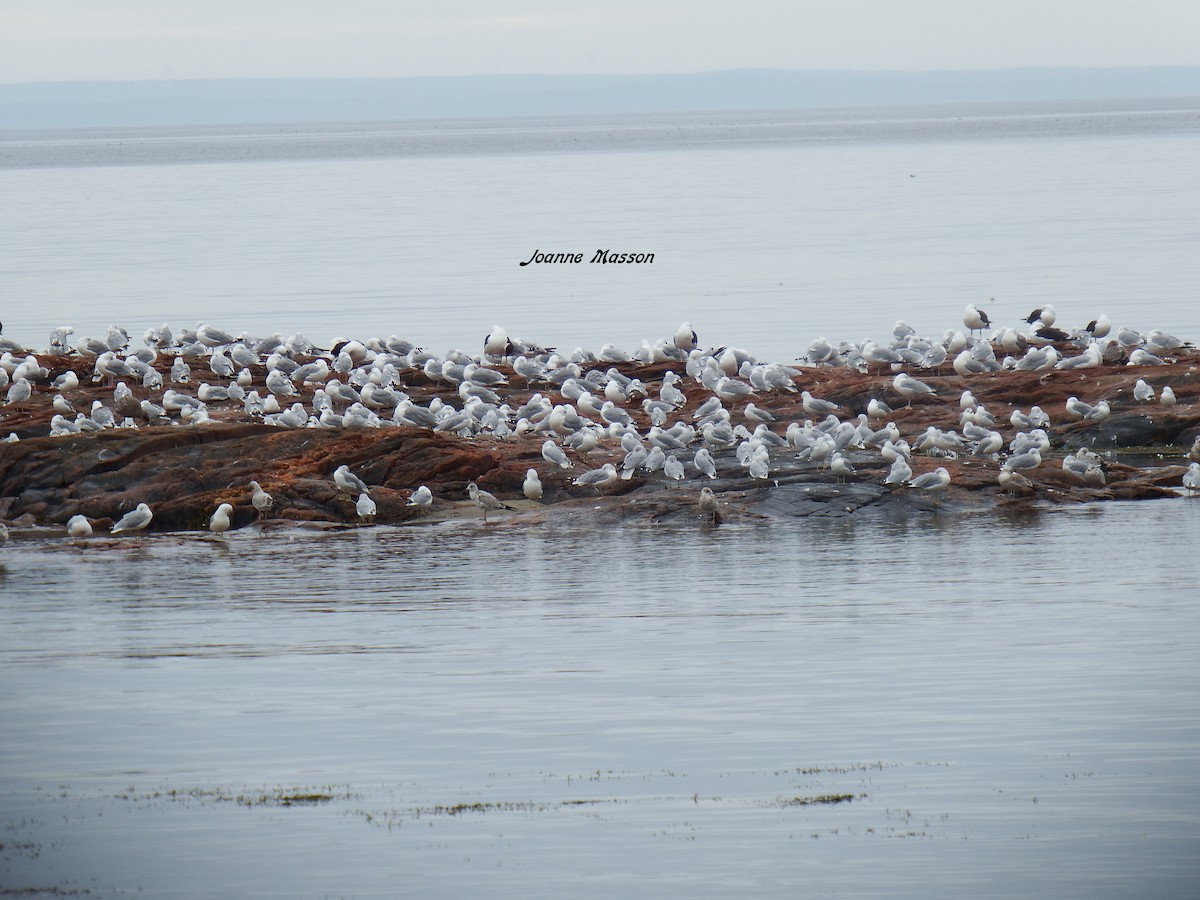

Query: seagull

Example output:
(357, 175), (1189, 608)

(693, 447), (718, 479)
(963, 303), (991, 335)
(908, 466), (951, 501)
(1065, 396), (1094, 420)
(333, 464), (370, 496)
(356, 492), (377, 522)
(743, 402), (776, 423)
(673, 322), (698, 351)
(542, 439), (573, 469)
(523, 468), (544, 501)
(408, 485), (433, 509)
(1002, 447), (1042, 473)
(1161, 386), (1177, 407)
(892, 372), (936, 407)
(111, 502), (153, 536)
(884, 456), (913, 486)
(830, 453), (856, 482)
(663, 454), (686, 481)
(467, 482), (514, 523)
(698, 486), (721, 523)
(197, 324), (236, 347)
(249, 480), (274, 519)
(866, 398), (892, 420)
(483, 325), (512, 360)
(1133, 379), (1156, 402)
(801, 390), (839, 415)
(1024, 304), (1056, 327)
(1084, 314), (1112, 338)
(573, 463), (619, 490)
(998, 469), (1035, 496)
(209, 503), (234, 534)
(1184, 462), (1200, 496)
(66, 514), (93, 540)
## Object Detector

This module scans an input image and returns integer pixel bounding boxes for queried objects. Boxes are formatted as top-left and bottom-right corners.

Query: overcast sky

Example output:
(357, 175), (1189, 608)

(3, 0), (1199, 83)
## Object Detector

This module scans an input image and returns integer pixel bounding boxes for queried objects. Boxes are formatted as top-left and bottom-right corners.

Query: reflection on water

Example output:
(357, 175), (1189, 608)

(2, 501), (1200, 897)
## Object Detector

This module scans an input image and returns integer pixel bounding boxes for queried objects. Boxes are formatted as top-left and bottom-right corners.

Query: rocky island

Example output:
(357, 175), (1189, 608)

(1, 309), (1198, 539)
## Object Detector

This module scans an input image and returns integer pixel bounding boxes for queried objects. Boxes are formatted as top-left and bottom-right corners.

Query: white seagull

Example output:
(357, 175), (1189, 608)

(893, 372), (936, 406)
(208, 503), (234, 534)
(523, 468), (544, 501)
(66, 514), (93, 540)
(111, 502), (153, 536)
(334, 465), (370, 496)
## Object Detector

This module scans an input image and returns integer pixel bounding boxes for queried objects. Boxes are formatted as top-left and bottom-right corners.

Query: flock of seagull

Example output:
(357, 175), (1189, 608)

(0, 302), (1197, 539)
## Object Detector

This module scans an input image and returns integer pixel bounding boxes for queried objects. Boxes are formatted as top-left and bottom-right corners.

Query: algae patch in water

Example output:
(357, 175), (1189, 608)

(111, 785), (354, 808)
(780, 793), (862, 807)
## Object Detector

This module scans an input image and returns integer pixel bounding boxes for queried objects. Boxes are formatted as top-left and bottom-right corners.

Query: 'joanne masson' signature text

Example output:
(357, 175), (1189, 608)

(519, 249), (655, 266)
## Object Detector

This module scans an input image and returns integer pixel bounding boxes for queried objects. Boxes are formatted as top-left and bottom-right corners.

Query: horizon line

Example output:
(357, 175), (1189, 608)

(5, 63), (1200, 88)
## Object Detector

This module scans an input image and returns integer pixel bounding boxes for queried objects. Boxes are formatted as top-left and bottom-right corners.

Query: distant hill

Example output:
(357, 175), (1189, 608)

(3, 67), (1200, 129)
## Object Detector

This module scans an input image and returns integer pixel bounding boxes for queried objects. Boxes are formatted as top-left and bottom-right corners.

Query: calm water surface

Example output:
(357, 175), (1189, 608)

(2, 101), (1199, 360)
(2, 499), (1199, 897)
(3, 101), (1200, 897)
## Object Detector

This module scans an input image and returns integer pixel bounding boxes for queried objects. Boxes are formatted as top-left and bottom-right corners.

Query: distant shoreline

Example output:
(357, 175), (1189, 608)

(4, 66), (1200, 130)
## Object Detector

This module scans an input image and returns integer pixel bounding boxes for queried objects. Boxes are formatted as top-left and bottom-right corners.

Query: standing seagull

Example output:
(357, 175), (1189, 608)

(467, 482), (514, 523)
(963, 303), (992, 335)
(66, 514), (93, 541)
(111, 502), (153, 536)
(209, 503), (234, 535)
(334, 464), (370, 496)
(408, 485), (433, 509)
(541, 439), (573, 470)
(356, 493), (377, 522)
(1184, 462), (1200, 496)
(673, 322), (698, 351)
(523, 468), (544, 501)
(484, 325), (512, 361)
(249, 480), (274, 519)
(573, 463), (620, 491)
(908, 467), (951, 504)
(893, 372), (936, 407)
(698, 486), (721, 524)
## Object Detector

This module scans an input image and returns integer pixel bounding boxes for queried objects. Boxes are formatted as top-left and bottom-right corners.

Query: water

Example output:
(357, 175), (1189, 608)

(2, 501), (1200, 897)
(3, 101), (1200, 896)
(2, 100), (1199, 361)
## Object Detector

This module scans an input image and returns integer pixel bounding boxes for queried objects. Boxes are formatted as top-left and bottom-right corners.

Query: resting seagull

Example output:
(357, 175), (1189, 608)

(111, 502), (153, 536)
(66, 514), (93, 541)
(963, 303), (991, 335)
(573, 463), (619, 491)
(908, 467), (951, 503)
(334, 464), (371, 496)
(673, 322), (698, 351)
(523, 468), (544, 501)
(1184, 462), (1200, 496)
(209, 503), (234, 534)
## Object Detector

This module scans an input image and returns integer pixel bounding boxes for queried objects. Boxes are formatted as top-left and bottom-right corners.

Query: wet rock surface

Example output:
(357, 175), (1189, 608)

(1, 341), (1198, 535)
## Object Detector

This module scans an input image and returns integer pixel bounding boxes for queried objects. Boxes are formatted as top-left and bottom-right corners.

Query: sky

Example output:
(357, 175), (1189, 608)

(2, 0), (1200, 83)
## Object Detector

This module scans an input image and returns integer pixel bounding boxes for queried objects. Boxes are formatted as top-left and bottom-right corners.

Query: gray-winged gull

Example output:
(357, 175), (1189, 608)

(467, 482), (514, 523)
(111, 502), (153, 535)
(334, 465), (370, 496)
